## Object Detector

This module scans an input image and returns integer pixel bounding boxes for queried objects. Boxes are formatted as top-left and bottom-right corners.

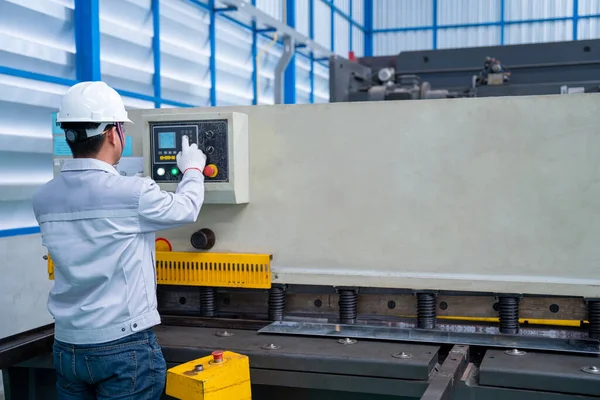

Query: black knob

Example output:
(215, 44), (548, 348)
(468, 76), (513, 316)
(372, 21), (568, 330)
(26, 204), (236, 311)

(190, 228), (216, 250)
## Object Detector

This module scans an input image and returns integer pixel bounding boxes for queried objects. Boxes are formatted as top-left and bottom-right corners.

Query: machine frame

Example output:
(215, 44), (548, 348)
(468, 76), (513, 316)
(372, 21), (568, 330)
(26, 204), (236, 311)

(4, 91), (600, 399)
(330, 39), (600, 103)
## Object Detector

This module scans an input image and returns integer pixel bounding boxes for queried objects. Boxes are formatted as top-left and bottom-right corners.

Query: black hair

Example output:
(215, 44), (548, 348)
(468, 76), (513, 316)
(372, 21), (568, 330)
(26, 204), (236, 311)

(60, 122), (108, 158)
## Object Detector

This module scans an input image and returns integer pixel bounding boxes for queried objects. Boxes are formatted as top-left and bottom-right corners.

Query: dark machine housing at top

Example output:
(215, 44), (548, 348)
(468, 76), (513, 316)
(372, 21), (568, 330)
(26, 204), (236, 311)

(330, 39), (600, 102)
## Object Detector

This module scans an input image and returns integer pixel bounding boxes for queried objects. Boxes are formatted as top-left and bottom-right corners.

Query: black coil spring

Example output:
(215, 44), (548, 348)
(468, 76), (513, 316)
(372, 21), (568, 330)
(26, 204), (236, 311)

(588, 300), (600, 339)
(499, 296), (519, 334)
(268, 285), (286, 321)
(199, 287), (216, 317)
(338, 289), (358, 324)
(417, 293), (436, 329)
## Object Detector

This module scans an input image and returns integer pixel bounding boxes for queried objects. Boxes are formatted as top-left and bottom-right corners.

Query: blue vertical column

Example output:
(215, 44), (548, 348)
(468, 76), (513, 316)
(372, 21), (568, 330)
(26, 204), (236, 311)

(74, 0), (101, 81)
(209, 0), (217, 106)
(152, 0), (161, 108)
(349, 0), (353, 54)
(284, 0), (296, 104)
(251, 0), (258, 105)
(330, 2), (335, 52)
(364, 0), (373, 56)
(500, 0), (505, 45)
(573, 0), (579, 40)
(309, 0), (315, 103)
(432, 0), (438, 49)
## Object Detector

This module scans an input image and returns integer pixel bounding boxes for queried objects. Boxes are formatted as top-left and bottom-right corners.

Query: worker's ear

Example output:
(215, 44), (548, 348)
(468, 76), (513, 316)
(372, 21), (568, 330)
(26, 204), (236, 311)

(107, 126), (120, 145)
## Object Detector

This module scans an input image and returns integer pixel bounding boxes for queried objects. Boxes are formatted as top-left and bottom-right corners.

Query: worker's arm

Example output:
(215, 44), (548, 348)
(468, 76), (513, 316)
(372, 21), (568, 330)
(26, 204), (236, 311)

(137, 136), (207, 232)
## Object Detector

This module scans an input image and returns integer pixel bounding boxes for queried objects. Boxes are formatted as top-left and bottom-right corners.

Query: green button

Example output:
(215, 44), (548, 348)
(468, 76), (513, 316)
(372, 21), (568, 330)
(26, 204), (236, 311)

(171, 168), (179, 175)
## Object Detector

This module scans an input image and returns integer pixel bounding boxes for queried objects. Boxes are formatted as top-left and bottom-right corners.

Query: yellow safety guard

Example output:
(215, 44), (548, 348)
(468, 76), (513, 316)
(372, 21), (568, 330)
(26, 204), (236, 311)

(46, 251), (272, 289)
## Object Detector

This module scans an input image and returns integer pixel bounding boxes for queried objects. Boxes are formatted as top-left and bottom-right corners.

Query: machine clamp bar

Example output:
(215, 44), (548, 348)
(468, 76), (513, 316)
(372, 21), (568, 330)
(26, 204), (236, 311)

(46, 251), (272, 289)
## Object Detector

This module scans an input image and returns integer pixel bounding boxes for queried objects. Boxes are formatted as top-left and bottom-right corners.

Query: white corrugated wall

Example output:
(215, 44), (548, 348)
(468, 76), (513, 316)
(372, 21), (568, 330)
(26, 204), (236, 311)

(0, 0), (370, 239)
(373, 0), (600, 55)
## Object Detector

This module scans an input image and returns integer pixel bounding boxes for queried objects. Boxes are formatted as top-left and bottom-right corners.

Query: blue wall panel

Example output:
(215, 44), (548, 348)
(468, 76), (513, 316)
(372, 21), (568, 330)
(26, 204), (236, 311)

(100, 0), (154, 97)
(579, 18), (600, 39)
(215, 17), (254, 106)
(353, 26), (365, 56)
(0, 0), (76, 80)
(255, 35), (282, 105)
(505, 20), (574, 44)
(373, 0), (600, 54)
(335, 14), (351, 56)
(374, 0), (432, 29)
(438, 0), (500, 25)
(159, 0), (210, 106)
(295, 0), (310, 36)
(314, 0), (332, 49)
(295, 56), (312, 104)
(0, 0), (369, 236)
(438, 26), (501, 49)
(505, 0), (573, 20)
(0, 0), (76, 233)
(255, 0), (282, 20)
(374, 31), (433, 55)
(313, 61), (329, 103)
(353, 0), (365, 26)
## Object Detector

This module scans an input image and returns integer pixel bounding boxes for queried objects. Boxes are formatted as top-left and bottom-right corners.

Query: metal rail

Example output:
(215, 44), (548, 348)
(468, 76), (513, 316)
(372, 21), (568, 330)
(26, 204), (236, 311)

(259, 321), (600, 354)
(0, 324), (54, 370)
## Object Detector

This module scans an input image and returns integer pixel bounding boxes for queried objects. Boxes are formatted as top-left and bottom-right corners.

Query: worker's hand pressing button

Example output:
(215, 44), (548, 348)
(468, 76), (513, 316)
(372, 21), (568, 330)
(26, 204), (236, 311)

(177, 135), (207, 174)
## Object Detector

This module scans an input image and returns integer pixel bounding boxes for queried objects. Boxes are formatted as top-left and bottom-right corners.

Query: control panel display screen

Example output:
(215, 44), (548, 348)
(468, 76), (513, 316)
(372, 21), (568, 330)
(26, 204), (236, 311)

(158, 132), (176, 149)
(149, 120), (229, 184)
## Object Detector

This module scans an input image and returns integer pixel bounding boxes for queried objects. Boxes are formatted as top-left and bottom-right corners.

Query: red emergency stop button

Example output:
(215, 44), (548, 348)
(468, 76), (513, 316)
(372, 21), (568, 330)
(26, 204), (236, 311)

(212, 350), (224, 363)
(203, 164), (218, 178)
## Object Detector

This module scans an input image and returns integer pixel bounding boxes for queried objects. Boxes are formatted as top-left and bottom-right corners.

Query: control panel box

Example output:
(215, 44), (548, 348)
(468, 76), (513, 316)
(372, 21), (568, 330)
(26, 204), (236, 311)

(138, 111), (249, 204)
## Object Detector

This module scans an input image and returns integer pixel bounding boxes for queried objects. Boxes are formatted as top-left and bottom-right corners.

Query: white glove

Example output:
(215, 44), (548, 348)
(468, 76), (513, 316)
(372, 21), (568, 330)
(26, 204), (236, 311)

(176, 135), (206, 174)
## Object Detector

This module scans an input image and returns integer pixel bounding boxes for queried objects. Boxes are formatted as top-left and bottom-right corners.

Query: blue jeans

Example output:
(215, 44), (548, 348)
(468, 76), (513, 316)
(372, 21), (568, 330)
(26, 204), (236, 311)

(52, 329), (166, 399)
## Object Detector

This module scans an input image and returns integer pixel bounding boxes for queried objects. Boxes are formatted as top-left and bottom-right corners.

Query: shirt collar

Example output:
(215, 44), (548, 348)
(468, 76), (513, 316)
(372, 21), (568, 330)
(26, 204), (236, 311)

(61, 158), (120, 176)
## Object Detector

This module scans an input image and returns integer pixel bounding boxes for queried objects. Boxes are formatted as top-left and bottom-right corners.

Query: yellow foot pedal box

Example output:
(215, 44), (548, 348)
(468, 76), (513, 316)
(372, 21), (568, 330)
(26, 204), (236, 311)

(166, 350), (251, 400)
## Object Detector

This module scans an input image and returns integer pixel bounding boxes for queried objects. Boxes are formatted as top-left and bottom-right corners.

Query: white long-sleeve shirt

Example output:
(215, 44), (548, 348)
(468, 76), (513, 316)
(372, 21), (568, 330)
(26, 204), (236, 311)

(32, 158), (204, 344)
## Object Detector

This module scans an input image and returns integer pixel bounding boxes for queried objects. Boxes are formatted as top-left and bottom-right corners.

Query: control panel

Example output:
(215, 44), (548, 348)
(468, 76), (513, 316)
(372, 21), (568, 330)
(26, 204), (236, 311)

(135, 111), (249, 205)
(150, 120), (229, 184)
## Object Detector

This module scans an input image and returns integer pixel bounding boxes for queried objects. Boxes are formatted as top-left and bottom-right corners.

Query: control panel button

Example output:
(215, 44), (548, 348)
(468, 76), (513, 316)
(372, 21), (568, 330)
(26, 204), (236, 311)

(211, 350), (224, 363)
(155, 238), (172, 252)
(203, 164), (218, 178)
(150, 121), (228, 184)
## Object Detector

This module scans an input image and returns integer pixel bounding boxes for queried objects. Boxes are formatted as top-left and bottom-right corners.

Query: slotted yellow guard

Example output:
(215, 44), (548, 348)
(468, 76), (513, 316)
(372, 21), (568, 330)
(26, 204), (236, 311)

(46, 252), (272, 289)
(156, 251), (271, 289)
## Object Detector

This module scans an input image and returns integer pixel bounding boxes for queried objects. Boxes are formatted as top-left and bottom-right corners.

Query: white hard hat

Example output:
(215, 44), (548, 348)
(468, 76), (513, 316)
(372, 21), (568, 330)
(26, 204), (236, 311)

(57, 81), (132, 124)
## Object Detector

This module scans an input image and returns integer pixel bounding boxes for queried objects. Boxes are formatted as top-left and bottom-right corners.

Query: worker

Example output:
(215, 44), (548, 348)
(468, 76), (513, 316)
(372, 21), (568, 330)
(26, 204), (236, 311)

(32, 81), (207, 399)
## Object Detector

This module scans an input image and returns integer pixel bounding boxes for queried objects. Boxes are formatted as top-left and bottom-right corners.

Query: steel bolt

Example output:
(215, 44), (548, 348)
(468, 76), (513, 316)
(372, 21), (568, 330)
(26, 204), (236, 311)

(581, 366), (600, 374)
(504, 348), (526, 356)
(391, 351), (413, 359)
(261, 343), (281, 350)
(215, 330), (234, 337)
(337, 338), (357, 345)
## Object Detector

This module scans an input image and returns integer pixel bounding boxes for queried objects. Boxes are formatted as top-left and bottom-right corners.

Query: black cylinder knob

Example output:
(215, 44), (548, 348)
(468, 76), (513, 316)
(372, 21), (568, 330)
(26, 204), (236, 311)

(190, 228), (216, 250)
